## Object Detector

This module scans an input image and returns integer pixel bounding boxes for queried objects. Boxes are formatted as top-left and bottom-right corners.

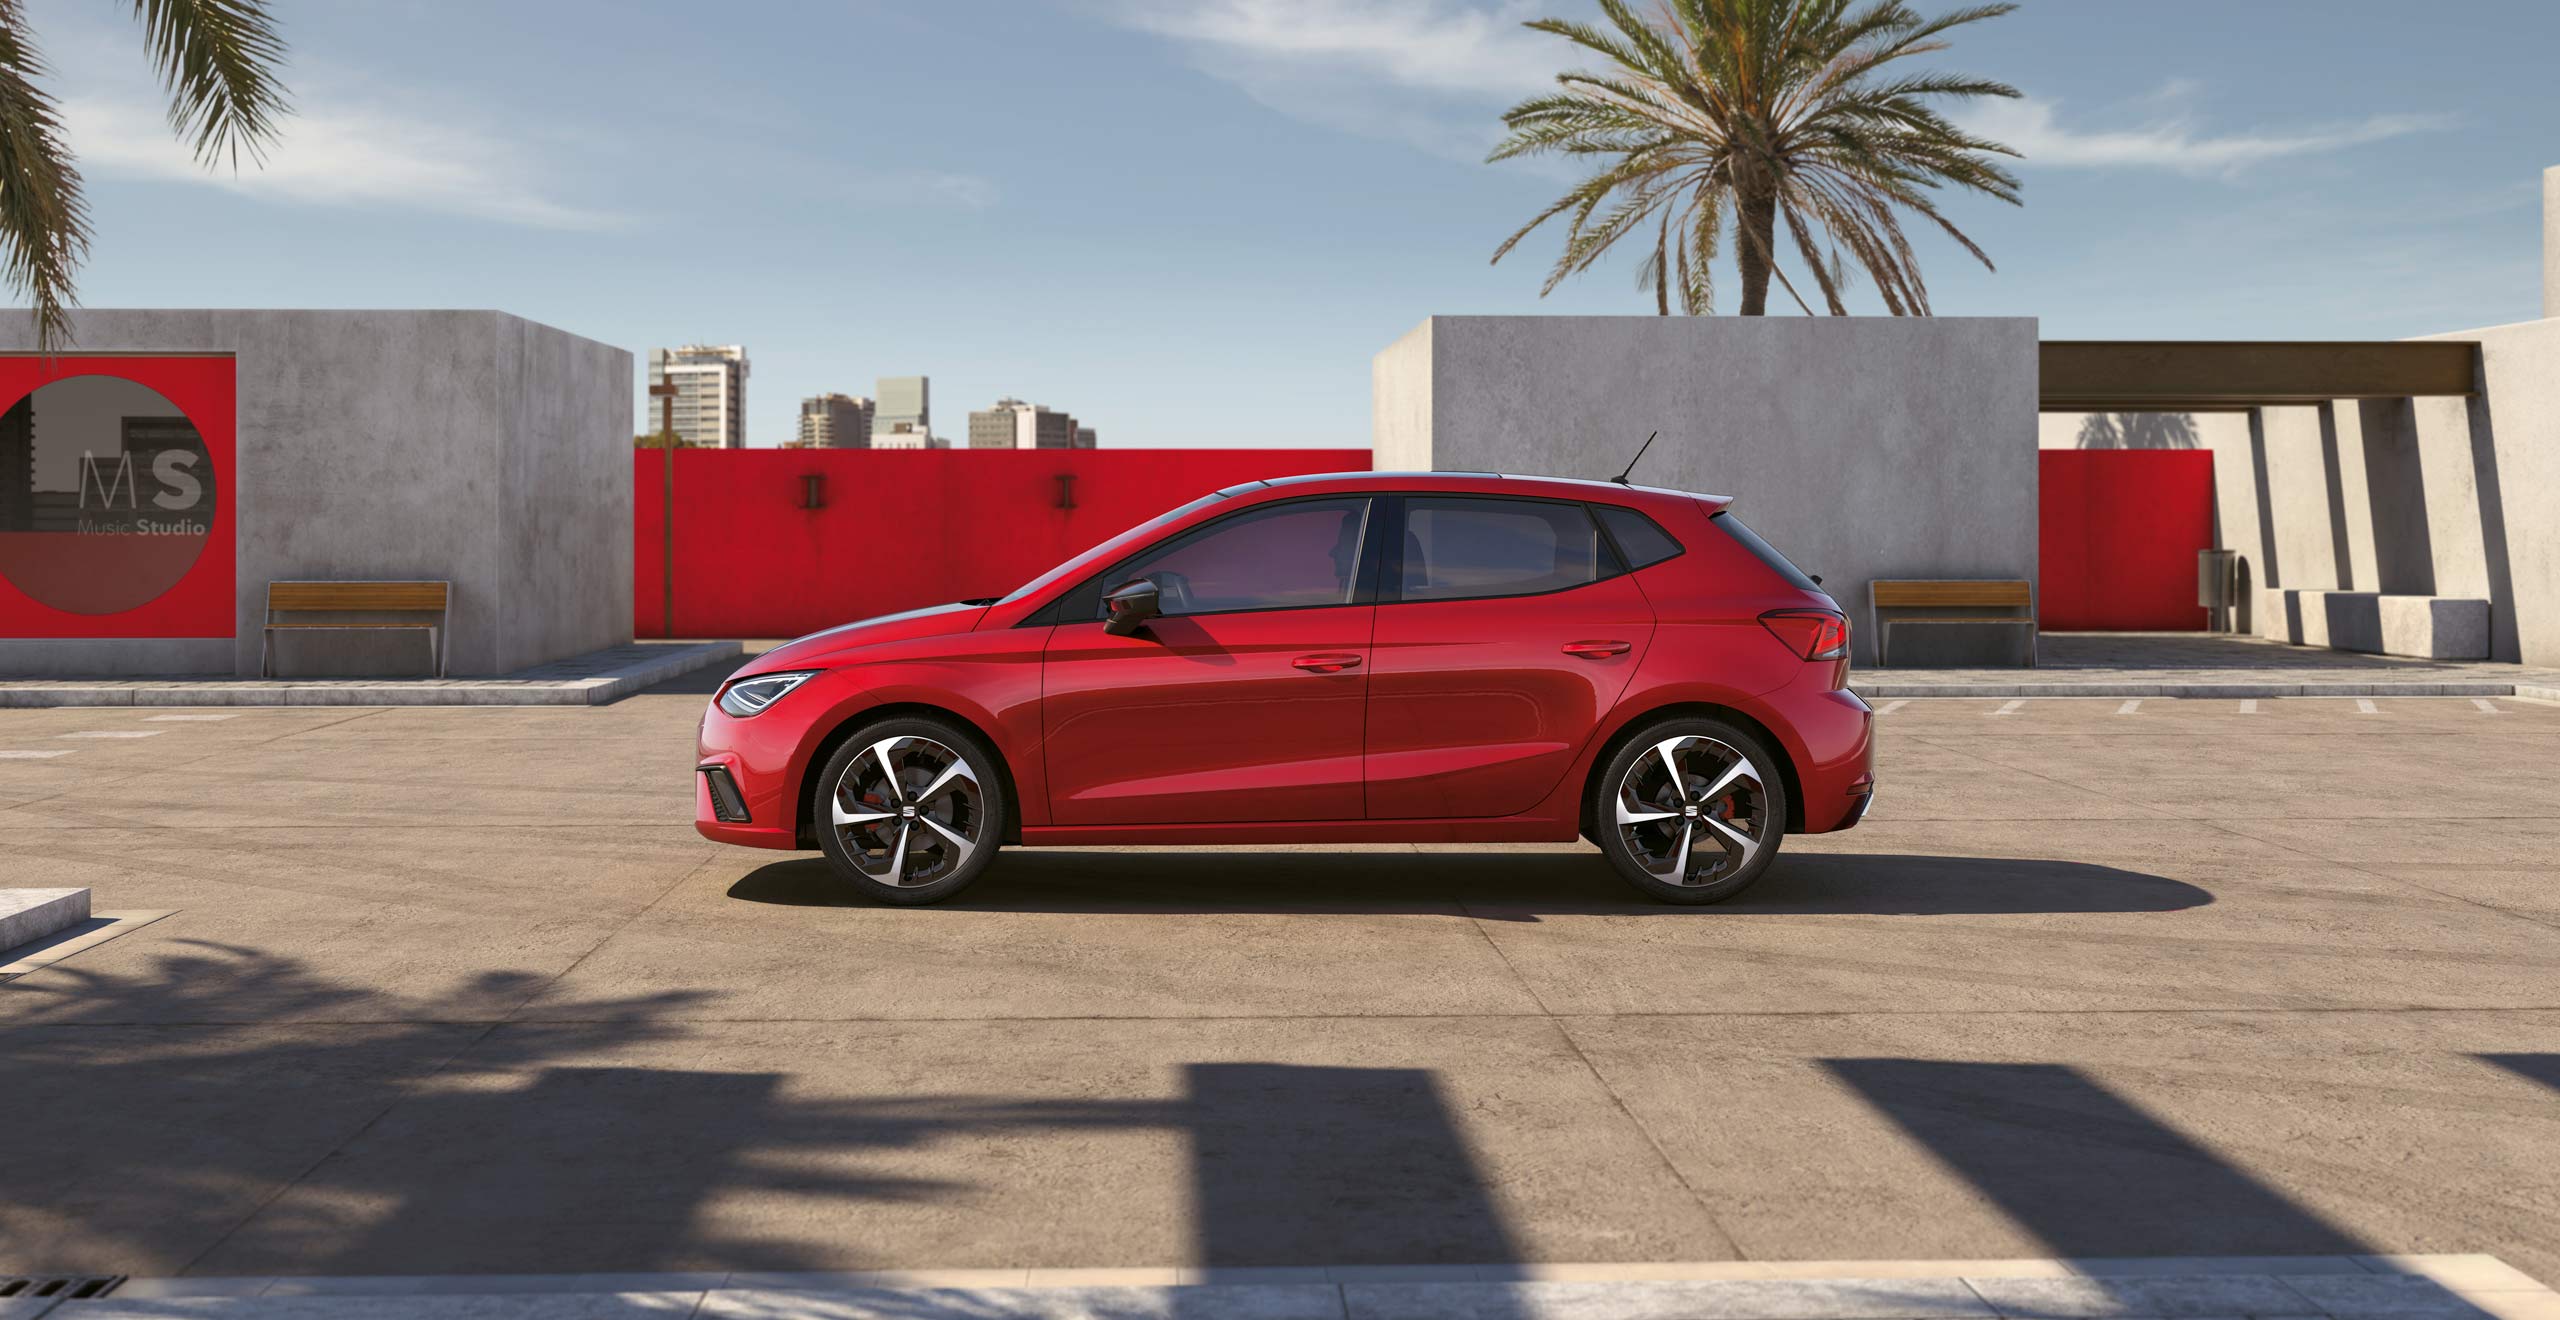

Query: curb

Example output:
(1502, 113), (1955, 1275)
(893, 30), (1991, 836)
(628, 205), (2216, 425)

(0, 643), (741, 709)
(53, 1254), (2557, 1320)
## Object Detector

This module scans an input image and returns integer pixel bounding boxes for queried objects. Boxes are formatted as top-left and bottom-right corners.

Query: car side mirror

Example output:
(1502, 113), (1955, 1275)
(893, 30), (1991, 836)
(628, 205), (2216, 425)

(1102, 578), (1161, 636)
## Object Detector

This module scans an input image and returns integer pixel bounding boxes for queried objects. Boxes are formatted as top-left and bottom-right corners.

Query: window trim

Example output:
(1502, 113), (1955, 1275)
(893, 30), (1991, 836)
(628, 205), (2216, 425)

(1026, 493), (1384, 626)
(1587, 501), (1687, 574)
(1382, 493), (1640, 607)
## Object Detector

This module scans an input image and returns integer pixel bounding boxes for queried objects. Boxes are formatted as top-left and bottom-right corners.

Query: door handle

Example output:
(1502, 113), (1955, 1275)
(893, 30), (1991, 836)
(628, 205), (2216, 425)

(1291, 653), (1363, 673)
(1563, 640), (1632, 660)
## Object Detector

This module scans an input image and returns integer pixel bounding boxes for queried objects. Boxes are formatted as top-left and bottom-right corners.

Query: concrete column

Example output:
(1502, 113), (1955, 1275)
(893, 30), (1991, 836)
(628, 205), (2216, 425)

(2546, 165), (2560, 319)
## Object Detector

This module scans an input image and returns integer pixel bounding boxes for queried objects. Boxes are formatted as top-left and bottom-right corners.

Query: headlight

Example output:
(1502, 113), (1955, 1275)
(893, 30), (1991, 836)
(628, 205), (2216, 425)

(717, 670), (819, 718)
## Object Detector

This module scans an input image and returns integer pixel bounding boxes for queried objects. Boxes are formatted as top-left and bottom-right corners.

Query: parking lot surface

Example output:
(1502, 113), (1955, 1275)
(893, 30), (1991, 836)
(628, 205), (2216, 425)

(3, 687), (2558, 1281)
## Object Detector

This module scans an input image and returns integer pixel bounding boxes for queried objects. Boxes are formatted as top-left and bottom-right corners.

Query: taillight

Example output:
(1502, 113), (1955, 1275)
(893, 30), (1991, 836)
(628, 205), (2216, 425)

(1760, 609), (1849, 661)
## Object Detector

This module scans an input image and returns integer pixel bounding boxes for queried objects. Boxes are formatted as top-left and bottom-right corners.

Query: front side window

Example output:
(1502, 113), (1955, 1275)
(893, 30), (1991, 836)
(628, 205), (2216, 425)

(1106, 497), (1372, 617)
(1398, 497), (1608, 602)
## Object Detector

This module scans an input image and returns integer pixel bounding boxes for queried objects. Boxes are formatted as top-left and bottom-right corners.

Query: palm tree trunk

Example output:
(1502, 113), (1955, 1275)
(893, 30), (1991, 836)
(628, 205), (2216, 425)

(1736, 187), (1778, 316)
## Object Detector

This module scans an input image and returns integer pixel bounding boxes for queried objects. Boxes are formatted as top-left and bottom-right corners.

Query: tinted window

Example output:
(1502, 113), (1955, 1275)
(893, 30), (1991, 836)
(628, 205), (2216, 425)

(1713, 512), (1823, 592)
(1592, 504), (1683, 568)
(1106, 497), (1372, 617)
(1399, 497), (1607, 602)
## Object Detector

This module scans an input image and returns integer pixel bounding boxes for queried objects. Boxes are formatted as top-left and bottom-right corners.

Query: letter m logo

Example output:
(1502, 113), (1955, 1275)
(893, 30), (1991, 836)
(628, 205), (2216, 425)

(78, 452), (138, 509)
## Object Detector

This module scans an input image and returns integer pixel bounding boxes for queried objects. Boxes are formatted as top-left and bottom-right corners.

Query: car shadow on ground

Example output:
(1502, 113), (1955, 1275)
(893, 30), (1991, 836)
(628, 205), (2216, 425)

(726, 850), (2211, 919)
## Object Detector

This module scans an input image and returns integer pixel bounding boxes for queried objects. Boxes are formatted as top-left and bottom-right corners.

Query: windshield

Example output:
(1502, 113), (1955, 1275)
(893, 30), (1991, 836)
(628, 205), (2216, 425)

(996, 490), (1234, 605)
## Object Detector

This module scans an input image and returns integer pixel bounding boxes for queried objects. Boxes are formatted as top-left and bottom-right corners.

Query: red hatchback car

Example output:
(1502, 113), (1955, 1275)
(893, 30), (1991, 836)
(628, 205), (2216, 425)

(696, 472), (1873, 905)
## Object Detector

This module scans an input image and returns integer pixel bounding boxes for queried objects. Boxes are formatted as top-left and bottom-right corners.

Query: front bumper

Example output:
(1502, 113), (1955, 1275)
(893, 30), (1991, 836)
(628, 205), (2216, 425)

(694, 677), (848, 850)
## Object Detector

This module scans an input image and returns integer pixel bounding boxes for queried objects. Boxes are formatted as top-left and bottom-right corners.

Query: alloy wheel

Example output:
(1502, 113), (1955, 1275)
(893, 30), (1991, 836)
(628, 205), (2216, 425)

(1613, 735), (1765, 887)
(827, 735), (984, 887)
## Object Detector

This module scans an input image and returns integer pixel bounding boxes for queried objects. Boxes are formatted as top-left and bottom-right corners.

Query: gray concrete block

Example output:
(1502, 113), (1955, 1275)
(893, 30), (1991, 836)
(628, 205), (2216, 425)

(1963, 1275), (2316, 1318)
(2259, 590), (2491, 660)
(702, 1285), (1346, 1320)
(0, 887), (90, 953)
(0, 687), (138, 707)
(1341, 1278), (1993, 1320)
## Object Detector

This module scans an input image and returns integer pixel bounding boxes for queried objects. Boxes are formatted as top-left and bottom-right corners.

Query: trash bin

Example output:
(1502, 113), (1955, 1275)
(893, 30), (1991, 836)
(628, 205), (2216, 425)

(2198, 549), (2241, 632)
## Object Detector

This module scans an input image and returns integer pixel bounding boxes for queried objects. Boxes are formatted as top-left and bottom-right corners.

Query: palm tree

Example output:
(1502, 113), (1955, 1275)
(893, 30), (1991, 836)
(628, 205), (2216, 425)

(1490, 0), (2021, 317)
(0, 0), (288, 348)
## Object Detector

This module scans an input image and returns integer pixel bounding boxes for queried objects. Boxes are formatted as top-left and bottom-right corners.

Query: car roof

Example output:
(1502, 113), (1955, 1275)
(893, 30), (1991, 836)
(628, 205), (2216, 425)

(1219, 470), (1733, 509)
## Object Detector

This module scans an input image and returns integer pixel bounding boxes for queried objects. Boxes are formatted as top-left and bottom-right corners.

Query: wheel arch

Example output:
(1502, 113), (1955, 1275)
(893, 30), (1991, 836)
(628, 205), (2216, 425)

(1577, 701), (1807, 840)
(795, 701), (1026, 847)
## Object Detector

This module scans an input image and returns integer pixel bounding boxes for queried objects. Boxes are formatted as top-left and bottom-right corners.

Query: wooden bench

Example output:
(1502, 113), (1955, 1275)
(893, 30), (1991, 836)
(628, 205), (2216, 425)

(1870, 579), (2036, 667)
(261, 581), (450, 678)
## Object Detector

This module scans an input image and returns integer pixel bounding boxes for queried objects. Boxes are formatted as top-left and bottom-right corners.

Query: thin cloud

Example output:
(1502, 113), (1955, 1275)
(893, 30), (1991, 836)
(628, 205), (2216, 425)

(1966, 96), (2454, 176)
(64, 94), (624, 230)
(1109, 0), (1557, 159)
(1117, 0), (1555, 97)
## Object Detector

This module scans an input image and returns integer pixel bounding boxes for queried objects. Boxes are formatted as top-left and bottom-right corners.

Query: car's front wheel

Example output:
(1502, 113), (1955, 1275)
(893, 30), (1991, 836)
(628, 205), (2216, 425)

(813, 716), (1008, 905)
(1592, 717), (1788, 904)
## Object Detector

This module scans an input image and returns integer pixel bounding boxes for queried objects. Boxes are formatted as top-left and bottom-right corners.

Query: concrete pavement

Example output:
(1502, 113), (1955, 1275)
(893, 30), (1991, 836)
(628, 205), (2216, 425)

(3, 687), (2558, 1282)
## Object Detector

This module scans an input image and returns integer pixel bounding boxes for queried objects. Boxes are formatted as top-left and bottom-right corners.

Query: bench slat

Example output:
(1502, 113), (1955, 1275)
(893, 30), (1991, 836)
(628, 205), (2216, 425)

(1886, 616), (2037, 625)
(264, 623), (439, 630)
(269, 581), (448, 612)
(1872, 580), (2031, 607)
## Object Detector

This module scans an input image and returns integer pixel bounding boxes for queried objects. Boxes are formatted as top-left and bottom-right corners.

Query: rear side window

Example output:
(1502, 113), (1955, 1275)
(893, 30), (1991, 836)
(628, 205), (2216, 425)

(1713, 512), (1823, 592)
(1399, 497), (1609, 602)
(1591, 505), (1683, 568)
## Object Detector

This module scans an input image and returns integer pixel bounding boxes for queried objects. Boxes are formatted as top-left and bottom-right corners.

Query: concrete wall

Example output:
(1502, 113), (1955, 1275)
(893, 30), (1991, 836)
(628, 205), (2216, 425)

(1374, 316), (2042, 665)
(2546, 165), (2559, 319)
(0, 310), (632, 676)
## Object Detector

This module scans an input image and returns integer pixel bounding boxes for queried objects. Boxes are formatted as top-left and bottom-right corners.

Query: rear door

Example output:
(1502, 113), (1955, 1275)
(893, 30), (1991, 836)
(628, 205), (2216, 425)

(1364, 495), (1655, 820)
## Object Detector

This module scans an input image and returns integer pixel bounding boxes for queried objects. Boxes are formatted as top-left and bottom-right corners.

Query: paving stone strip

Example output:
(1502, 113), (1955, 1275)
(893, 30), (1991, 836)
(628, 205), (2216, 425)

(23, 1255), (2550, 1320)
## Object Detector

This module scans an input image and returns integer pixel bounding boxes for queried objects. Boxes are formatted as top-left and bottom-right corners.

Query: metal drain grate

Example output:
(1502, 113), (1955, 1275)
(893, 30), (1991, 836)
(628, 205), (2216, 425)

(0, 1275), (126, 1301)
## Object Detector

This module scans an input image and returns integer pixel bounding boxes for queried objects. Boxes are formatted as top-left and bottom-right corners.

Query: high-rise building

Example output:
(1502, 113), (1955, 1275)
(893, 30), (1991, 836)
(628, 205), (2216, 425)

(647, 345), (749, 449)
(967, 398), (1095, 449)
(870, 375), (942, 448)
(797, 393), (874, 449)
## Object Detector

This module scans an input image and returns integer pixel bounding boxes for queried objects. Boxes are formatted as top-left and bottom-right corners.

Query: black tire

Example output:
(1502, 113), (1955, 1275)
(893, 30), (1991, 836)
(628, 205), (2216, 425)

(1590, 716), (1789, 904)
(811, 715), (1010, 905)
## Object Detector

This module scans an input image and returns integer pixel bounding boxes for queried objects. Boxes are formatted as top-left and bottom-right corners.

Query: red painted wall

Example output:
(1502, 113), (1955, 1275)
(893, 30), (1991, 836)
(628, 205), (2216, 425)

(637, 448), (1370, 638)
(2037, 449), (2214, 631)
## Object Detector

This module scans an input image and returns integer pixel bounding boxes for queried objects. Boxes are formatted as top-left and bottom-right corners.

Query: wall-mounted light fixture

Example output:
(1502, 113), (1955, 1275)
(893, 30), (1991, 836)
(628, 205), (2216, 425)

(801, 473), (826, 510)
(1055, 472), (1077, 510)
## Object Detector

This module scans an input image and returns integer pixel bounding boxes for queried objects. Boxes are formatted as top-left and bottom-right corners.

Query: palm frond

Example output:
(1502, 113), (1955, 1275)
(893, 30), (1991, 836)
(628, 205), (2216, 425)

(0, 8), (91, 350)
(131, 0), (289, 168)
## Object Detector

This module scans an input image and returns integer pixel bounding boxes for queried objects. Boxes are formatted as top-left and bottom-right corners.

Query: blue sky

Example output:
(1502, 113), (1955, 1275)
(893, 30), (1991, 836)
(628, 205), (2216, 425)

(37, 0), (2560, 449)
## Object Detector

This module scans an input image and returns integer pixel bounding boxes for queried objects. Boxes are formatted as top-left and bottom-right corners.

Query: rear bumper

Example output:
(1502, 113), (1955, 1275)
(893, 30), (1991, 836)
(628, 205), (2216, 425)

(1774, 680), (1874, 834)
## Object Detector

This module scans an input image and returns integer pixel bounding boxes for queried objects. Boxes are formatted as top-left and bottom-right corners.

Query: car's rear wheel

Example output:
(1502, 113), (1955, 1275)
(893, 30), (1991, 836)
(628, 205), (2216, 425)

(813, 716), (1008, 905)
(1592, 717), (1788, 904)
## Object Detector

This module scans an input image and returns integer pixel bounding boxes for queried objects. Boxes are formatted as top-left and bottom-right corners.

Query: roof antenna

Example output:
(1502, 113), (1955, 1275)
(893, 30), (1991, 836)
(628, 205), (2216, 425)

(1611, 430), (1658, 486)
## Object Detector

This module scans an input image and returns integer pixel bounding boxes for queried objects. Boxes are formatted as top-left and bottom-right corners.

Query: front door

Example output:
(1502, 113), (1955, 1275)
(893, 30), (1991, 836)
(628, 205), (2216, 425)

(1043, 496), (1378, 825)
(1365, 496), (1655, 819)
